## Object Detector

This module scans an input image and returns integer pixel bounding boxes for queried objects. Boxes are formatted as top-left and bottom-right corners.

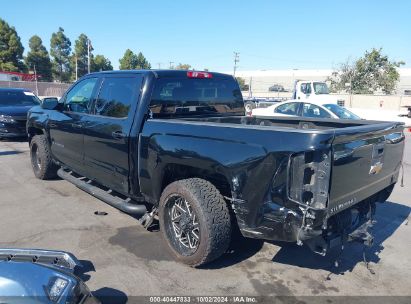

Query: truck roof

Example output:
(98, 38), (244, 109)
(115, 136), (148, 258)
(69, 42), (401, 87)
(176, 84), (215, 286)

(87, 70), (235, 79)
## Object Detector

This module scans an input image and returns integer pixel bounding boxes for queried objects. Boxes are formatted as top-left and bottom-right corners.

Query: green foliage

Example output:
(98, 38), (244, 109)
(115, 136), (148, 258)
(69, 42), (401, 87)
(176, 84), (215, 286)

(50, 27), (71, 82)
(329, 48), (404, 95)
(174, 63), (192, 70)
(236, 77), (249, 91)
(0, 18), (25, 72)
(70, 33), (92, 79)
(25, 35), (52, 81)
(92, 55), (113, 72)
(135, 52), (151, 69)
(119, 49), (151, 70)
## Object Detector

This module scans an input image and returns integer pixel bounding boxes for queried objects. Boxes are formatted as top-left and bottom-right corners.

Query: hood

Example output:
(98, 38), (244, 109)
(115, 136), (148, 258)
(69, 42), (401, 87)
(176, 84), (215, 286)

(0, 105), (34, 117)
(0, 262), (76, 299)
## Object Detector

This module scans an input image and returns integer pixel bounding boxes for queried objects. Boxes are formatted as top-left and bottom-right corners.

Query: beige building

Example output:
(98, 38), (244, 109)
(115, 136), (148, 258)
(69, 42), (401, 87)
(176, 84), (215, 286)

(234, 68), (411, 96)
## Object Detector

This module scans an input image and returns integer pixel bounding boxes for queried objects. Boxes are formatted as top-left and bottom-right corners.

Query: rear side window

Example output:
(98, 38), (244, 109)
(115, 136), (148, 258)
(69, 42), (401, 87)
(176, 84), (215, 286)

(275, 102), (300, 116)
(302, 103), (332, 118)
(149, 78), (243, 117)
(95, 77), (141, 118)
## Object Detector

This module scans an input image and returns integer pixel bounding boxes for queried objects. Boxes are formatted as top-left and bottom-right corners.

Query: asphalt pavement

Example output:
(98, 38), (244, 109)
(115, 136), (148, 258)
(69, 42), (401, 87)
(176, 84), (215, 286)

(0, 135), (410, 301)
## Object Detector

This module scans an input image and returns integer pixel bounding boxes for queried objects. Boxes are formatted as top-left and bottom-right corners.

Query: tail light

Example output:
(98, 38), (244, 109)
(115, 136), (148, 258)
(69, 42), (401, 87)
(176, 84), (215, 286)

(289, 150), (331, 209)
(187, 71), (213, 79)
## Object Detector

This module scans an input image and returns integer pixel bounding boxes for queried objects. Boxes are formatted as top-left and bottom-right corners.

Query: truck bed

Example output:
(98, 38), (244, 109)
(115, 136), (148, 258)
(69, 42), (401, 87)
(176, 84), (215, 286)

(141, 115), (404, 240)
(181, 115), (395, 130)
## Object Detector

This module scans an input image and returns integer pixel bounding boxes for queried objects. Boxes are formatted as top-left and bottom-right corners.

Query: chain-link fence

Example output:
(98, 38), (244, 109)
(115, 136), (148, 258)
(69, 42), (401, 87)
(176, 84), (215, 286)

(0, 80), (71, 97)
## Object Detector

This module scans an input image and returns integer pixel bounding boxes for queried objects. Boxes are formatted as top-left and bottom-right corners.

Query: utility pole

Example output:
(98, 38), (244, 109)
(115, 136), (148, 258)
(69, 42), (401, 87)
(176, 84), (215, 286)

(33, 64), (39, 96)
(169, 61), (174, 69)
(157, 62), (161, 69)
(75, 54), (78, 81)
(233, 51), (240, 76)
(249, 76), (252, 98)
(87, 39), (91, 74)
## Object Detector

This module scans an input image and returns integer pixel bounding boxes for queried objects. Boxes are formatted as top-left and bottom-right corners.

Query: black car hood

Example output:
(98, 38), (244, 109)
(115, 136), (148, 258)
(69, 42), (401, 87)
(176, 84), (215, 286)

(0, 105), (34, 117)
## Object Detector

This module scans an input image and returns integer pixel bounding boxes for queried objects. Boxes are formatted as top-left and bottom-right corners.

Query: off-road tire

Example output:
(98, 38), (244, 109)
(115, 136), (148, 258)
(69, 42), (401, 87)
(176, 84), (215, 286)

(30, 135), (58, 180)
(159, 178), (231, 267)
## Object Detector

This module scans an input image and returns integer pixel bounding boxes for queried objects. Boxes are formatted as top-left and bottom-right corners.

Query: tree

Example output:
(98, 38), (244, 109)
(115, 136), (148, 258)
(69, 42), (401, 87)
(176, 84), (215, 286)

(135, 52), (151, 69)
(174, 63), (192, 70)
(70, 33), (92, 80)
(236, 77), (249, 91)
(92, 55), (113, 72)
(119, 49), (137, 70)
(0, 18), (25, 72)
(25, 35), (52, 81)
(50, 27), (71, 82)
(328, 48), (404, 95)
(119, 49), (151, 70)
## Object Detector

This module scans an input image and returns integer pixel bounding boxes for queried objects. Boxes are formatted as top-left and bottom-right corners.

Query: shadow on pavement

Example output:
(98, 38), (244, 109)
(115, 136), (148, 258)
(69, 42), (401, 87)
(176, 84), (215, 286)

(93, 287), (128, 304)
(201, 230), (265, 269)
(0, 150), (23, 156)
(75, 259), (96, 282)
(0, 137), (27, 143)
(271, 201), (410, 274)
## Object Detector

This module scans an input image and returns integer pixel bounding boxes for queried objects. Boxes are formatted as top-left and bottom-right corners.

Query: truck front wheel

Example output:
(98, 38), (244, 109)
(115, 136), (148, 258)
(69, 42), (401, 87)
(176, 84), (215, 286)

(30, 135), (58, 180)
(159, 178), (231, 267)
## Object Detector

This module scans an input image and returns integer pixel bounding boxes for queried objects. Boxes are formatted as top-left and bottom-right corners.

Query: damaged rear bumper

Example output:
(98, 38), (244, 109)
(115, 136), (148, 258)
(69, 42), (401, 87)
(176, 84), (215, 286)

(234, 184), (394, 255)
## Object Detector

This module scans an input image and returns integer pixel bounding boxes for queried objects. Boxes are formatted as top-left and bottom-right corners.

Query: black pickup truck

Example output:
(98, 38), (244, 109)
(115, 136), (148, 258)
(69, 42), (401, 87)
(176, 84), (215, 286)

(27, 70), (405, 266)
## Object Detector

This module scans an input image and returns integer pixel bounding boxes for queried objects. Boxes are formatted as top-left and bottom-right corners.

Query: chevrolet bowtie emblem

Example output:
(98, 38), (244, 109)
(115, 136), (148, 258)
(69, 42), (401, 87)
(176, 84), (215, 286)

(369, 161), (383, 175)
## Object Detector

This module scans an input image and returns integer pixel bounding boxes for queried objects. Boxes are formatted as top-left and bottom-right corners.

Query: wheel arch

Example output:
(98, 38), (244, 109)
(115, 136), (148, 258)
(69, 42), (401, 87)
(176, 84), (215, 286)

(161, 163), (232, 199)
(27, 127), (45, 143)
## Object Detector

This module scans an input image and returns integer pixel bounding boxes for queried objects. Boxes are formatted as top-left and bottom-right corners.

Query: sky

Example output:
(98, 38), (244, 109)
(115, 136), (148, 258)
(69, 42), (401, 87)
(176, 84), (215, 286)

(1, 0), (410, 72)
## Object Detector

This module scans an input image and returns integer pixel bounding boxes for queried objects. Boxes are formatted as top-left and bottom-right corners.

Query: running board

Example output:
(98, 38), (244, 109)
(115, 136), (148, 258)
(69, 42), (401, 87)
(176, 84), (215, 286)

(57, 168), (147, 215)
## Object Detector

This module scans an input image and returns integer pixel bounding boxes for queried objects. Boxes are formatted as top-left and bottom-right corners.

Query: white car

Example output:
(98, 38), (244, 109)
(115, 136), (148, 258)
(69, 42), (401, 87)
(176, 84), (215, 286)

(251, 100), (361, 120)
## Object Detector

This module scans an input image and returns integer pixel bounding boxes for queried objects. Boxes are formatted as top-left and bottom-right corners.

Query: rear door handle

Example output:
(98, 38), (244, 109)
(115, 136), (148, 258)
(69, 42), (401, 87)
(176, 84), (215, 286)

(112, 131), (127, 140)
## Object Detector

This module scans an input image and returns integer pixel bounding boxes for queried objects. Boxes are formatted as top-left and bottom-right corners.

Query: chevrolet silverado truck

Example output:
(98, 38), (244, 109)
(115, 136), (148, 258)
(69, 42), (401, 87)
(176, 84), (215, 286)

(27, 70), (405, 266)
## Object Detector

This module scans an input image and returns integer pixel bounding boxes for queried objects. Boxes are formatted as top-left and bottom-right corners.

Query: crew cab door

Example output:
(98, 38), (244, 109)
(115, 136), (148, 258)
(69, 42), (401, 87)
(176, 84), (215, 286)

(82, 74), (143, 193)
(48, 77), (100, 173)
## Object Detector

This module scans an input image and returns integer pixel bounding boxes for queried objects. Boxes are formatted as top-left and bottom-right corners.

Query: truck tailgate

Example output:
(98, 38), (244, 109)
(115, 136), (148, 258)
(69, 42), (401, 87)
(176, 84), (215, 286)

(329, 122), (405, 215)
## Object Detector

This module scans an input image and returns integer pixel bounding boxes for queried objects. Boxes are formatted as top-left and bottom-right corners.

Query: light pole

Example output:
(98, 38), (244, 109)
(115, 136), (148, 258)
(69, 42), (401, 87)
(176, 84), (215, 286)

(87, 39), (91, 74)
(75, 54), (78, 81)
(233, 52), (239, 76)
(33, 64), (39, 96)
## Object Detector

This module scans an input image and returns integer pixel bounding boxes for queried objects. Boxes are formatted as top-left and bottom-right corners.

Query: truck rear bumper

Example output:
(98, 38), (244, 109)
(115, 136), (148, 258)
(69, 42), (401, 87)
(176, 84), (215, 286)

(235, 183), (395, 254)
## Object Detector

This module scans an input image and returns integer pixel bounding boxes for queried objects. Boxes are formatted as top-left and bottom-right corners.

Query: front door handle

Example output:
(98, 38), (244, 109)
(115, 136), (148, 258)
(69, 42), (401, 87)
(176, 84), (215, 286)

(112, 131), (127, 140)
(71, 123), (82, 129)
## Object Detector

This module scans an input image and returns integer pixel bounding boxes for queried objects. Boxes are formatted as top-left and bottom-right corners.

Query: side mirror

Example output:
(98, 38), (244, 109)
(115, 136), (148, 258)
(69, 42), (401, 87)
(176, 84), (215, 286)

(41, 98), (59, 110)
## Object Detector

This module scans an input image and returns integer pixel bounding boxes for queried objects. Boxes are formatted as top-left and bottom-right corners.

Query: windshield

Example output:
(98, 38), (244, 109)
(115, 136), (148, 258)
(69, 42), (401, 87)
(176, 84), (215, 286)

(150, 78), (244, 118)
(0, 91), (41, 106)
(313, 82), (329, 94)
(323, 104), (361, 120)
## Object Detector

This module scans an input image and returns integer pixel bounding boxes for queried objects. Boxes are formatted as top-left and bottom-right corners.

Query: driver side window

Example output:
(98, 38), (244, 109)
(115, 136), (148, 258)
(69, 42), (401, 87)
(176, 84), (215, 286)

(64, 78), (98, 113)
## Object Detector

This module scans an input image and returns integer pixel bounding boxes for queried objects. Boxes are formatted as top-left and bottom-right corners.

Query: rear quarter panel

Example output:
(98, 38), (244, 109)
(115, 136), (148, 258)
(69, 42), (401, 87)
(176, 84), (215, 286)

(138, 119), (335, 230)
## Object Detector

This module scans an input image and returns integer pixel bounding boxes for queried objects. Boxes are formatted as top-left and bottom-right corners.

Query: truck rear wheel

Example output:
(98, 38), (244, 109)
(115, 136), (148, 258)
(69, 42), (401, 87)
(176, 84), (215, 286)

(159, 178), (231, 267)
(30, 135), (58, 180)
